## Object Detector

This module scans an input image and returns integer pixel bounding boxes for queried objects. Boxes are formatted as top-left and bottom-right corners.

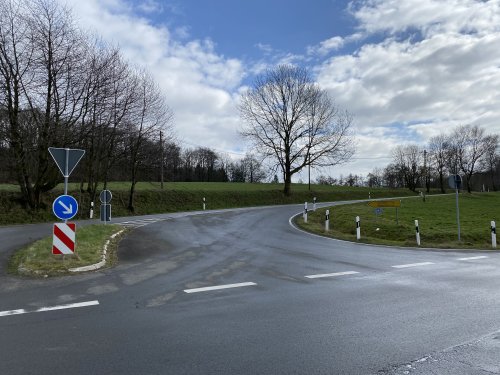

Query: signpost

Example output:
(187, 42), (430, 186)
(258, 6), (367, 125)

(368, 200), (400, 224)
(100, 189), (112, 224)
(367, 200), (401, 208)
(48, 147), (85, 195)
(448, 174), (462, 241)
(48, 147), (84, 256)
(52, 195), (78, 221)
(52, 223), (76, 255)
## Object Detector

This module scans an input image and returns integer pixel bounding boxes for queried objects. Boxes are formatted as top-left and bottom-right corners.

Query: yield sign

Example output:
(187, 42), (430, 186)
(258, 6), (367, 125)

(48, 147), (85, 177)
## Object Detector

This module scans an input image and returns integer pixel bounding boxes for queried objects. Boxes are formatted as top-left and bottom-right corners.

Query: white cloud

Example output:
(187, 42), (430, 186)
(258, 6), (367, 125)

(64, 0), (246, 154)
(136, 0), (163, 14)
(308, 36), (344, 56)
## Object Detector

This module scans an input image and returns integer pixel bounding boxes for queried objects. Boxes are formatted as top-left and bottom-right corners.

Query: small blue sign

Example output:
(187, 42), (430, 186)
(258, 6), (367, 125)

(53, 195), (78, 220)
(374, 208), (383, 215)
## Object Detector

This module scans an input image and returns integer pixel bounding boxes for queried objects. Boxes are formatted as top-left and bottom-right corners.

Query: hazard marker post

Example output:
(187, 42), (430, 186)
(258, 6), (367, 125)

(325, 209), (330, 232)
(303, 202), (308, 223)
(52, 223), (76, 255)
(491, 221), (497, 249)
(356, 216), (360, 240)
(415, 220), (421, 246)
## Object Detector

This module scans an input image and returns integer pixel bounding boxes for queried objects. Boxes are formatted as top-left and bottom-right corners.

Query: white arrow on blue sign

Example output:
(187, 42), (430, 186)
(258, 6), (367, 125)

(53, 195), (78, 220)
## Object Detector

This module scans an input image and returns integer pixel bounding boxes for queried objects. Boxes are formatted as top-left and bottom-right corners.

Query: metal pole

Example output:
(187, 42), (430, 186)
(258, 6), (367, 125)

(160, 131), (164, 190)
(64, 148), (69, 195)
(456, 188), (461, 241)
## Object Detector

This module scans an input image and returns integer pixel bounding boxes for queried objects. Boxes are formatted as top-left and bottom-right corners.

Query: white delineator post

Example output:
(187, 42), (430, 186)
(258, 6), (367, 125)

(313, 197), (317, 211)
(415, 220), (421, 246)
(491, 221), (497, 248)
(203, 197), (206, 211)
(356, 216), (360, 240)
(325, 209), (330, 231)
(90, 202), (94, 219)
(303, 202), (308, 223)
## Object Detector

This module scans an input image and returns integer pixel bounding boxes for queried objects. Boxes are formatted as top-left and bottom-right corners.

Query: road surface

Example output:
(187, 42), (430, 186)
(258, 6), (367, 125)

(1, 203), (499, 374)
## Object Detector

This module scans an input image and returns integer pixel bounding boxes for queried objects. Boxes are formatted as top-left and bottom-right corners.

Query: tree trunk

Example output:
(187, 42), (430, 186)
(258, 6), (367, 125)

(128, 179), (136, 213)
(284, 173), (292, 196)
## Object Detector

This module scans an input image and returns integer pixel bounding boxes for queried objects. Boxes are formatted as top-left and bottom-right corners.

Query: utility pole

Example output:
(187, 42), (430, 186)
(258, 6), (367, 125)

(160, 130), (164, 190)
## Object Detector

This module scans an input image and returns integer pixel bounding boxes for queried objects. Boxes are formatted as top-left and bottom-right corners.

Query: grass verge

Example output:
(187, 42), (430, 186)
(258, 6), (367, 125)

(0, 182), (425, 225)
(8, 224), (126, 277)
(294, 192), (500, 250)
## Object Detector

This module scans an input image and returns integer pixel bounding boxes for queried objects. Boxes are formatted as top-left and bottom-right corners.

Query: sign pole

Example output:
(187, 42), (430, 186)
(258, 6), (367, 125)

(456, 187), (461, 241)
(64, 148), (69, 195)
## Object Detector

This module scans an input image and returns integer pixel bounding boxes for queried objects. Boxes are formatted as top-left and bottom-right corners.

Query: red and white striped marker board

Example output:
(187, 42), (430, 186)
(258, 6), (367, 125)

(52, 223), (76, 255)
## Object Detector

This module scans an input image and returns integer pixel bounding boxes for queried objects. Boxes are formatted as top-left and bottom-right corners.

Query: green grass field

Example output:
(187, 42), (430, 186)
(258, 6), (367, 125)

(296, 192), (500, 249)
(0, 182), (423, 225)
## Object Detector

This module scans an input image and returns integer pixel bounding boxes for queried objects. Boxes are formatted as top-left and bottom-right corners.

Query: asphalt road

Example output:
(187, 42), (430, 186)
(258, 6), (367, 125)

(1, 203), (500, 374)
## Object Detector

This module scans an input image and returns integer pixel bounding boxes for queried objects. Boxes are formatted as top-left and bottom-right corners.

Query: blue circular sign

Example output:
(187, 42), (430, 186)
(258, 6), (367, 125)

(374, 208), (383, 215)
(53, 195), (78, 220)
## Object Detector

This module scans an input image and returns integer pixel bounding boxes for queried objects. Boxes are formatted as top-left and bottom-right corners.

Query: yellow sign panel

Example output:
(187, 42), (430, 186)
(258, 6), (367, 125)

(368, 200), (401, 208)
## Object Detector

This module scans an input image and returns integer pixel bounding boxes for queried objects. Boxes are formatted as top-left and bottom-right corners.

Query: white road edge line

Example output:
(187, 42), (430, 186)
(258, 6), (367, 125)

(0, 300), (99, 317)
(392, 262), (435, 269)
(184, 282), (257, 294)
(305, 271), (360, 279)
(457, 256), (489, 261)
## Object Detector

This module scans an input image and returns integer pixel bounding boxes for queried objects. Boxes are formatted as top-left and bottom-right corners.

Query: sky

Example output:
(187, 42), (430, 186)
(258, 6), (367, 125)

(63, 0), (500, 181)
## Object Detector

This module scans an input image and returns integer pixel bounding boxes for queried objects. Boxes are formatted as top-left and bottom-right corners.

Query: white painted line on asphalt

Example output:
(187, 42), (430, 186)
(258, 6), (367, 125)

(457, 256), (488, 261)
(37, 300), (100, 312)
(392, 262), (435, 269)
(0, 300), (99, 318)
(184, 282), (257, 294)
(305, 271), (360, 279)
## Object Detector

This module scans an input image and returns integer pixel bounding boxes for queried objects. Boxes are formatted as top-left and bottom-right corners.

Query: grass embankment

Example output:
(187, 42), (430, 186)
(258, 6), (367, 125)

(295, 192), (500, 250)
(8, 224), (125, 277)
(0, 182), (422, 225)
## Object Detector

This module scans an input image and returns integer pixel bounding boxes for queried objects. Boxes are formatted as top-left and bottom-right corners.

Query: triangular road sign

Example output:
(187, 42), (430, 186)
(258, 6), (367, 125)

(48, 147), (85, 177)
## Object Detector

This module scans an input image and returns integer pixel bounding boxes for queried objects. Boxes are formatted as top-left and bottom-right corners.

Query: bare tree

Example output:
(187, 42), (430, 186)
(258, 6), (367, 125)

(428, 134), (449, 193)
(126, 70), (173, 212)
(392, 144), (422, 192)
(480, 134), (499, 191)
(451, 124), (490, 193)
(239, 64), (355, 195)
(0, 0), (37, 207)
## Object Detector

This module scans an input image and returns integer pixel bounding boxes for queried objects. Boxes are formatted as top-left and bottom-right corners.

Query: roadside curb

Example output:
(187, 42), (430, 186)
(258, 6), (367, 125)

(69, 229), (125, 273)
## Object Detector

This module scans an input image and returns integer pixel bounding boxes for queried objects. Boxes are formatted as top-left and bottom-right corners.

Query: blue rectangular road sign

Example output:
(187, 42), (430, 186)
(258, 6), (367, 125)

(100, 204), (111, 222)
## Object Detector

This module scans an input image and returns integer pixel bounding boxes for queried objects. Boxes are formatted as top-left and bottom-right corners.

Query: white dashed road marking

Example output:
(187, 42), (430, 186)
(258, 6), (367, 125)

(184, 282), (257, 294)
(392, 262), (435, 269)
(457, 256), (489, 261)
(305, 271), (360, 279)
(0, 300), (99, 318)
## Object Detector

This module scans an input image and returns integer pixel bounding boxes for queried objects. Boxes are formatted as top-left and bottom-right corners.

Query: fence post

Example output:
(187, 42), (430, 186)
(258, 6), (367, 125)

(303, 202), (308, 223)
(415, 219), (421, 246)
(491, 221), (497, 248)
(356, 216), (360, 240)
(325, 209), (330, 232)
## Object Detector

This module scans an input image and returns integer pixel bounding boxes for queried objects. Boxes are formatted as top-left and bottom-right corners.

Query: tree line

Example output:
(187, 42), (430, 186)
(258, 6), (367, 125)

(367, 124), (499, 193)
(0, 0), (175, 212)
